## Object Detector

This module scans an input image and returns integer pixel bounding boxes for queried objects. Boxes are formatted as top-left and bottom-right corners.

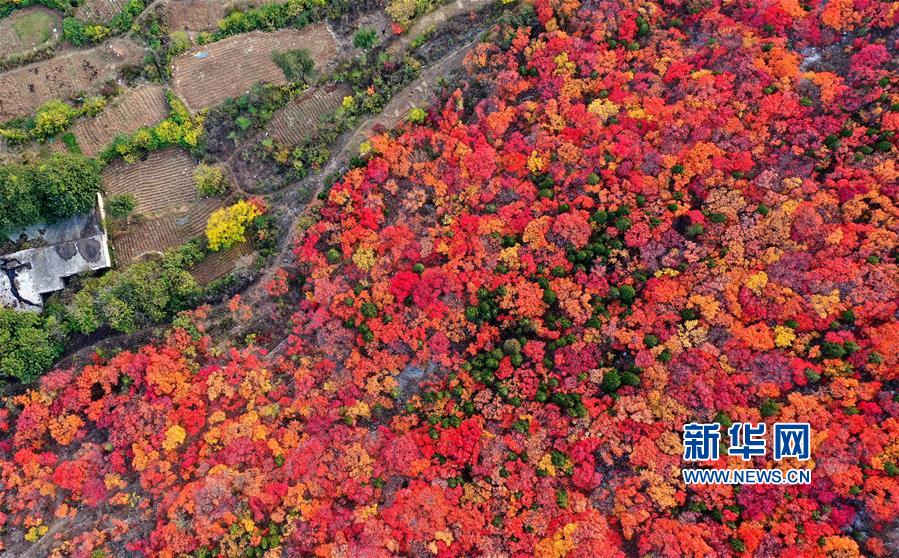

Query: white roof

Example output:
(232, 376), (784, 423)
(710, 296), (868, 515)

(1, 195), (111, 311)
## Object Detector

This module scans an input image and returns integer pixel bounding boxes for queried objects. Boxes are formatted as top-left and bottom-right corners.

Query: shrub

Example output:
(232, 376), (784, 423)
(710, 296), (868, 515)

(408, 107), (427, 124)
(353, 28), (379, 50)
(168, 31), (192, 56)
(24, 97), (107, 141)
(106, 194), (137, 221)
(100, 92), (203, 163)
(272, 49), (315, 84)
(194, 164), (228, 197)
(33, 100), (77, 137)
(62, 17), (110, 46)
(212, 0), (344, 40)
(386, 0), (418, 27)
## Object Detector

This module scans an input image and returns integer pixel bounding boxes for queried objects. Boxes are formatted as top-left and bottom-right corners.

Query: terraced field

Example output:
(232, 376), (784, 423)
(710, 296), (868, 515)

(171, 25), (339, 112)
(102, 148), (197, 216)
(190, 241), (251, 285)
(166, 0), (239, 32)
(75, 0), (129, 22)
(0, 7), (60, 61)
(70, 85), (168, 156)
(265, 83), (351, 146)
(0, 37), (144, 121)
(112, 197), (225, 264)
(103, 149), (236, 264)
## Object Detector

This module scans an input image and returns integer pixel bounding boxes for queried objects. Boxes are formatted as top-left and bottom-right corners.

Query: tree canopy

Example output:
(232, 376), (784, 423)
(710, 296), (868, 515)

(0, 153), (102, 237)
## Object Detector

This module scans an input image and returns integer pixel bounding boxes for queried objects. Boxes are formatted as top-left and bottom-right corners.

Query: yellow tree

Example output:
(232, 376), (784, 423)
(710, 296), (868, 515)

(205, 200), (262, 251)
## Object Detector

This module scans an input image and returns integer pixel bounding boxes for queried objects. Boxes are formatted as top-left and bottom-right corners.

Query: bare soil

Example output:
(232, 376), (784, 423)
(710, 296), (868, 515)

(190, 241), (252, 285)
(171, 25), (339, 112)
(102, 147), (198, 216)
(265, 82), (352, 146)
(70, 84), (168, 156)
(166, 0), (242, 32)
(112, 197), (225, 264)
(0, 37), (145, 121)
(75, 0), (129, 22)
(103, 148), (231, 265)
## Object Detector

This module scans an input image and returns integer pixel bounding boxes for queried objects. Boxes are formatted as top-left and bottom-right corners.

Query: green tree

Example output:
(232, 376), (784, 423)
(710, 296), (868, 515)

(168, 31), (192, 56)
(62, 17), (109, 46)
(0, 154), (101, 236)
(0, 309), (63, 384)
(67, 245), (203, 335)
(0, 165), (40, 236)
(28, 153), (103, 222)
(272, 49), (315, 83)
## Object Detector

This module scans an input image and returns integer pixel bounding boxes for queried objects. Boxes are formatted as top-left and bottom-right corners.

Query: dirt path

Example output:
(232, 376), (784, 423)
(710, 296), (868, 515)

(18, 518), (73, 558)
(232, 37), (481, 343)
(191, 33), (485, 336)
(387, 0), (495, 56)
(132, 0), (166, 26)
(330, 38), (479, 174)
(52, 11), (491, 368)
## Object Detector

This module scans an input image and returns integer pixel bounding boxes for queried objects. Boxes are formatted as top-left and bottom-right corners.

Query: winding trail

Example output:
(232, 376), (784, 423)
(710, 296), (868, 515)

(131, 0), (166, 26)
(387, 0), (495, 56)
(337, 38), (479, 166)
(228, 37), (482, 355)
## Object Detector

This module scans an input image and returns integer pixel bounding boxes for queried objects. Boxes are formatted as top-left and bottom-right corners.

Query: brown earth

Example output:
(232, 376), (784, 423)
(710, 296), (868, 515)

(102, 148), (233, 265)
(70, 85), (168, 156)
(265, 83), (352, 146)
(75, 0), (129, 22)
(190, 241), (252, 285)
(166, 0), (241, 32)
(0, 37), (145, 121)
(171, 25), (339, 112)
(112, 197), (224, 264)
(102, 147), (198, 216)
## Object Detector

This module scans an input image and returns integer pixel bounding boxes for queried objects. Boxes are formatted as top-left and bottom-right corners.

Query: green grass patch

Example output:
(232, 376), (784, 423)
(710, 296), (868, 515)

(11, 9), (57, 46)
(61, 131), (81, 153)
